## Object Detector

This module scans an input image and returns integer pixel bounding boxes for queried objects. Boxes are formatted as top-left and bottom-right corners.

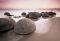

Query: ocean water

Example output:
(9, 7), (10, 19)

(0, 9), (60, 22)
(0, 9), (60, 16)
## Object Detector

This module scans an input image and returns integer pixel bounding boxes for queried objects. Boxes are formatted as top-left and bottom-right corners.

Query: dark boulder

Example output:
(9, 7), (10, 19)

(48, 12), (56, 17)
(21, 12), (27, 17)
(26, 12), (41, 19)
(4, 12), (14, 16)
(41, 12), (49, 18)
(0, 18), (15, 32)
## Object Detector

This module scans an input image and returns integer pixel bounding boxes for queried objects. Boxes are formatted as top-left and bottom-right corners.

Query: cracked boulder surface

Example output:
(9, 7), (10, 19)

(14, 18), (36, 35)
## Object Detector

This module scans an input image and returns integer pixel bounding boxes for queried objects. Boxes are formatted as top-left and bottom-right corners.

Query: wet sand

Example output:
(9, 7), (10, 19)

(0, 17), (60, 41)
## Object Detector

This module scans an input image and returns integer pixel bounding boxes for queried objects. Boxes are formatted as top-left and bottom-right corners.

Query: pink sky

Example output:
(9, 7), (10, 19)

(0, 0), (60, 2)
(0, 0), (60, 9)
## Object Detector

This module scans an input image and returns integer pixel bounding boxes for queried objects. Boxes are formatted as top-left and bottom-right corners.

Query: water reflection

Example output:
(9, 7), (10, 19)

(35, 18), (51, 34)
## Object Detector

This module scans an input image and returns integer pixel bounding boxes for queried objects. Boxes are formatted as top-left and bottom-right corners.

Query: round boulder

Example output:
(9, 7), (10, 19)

(41, 12), (49, 18)
(21, 12), (27, 17)
(0, 18), (15, 32)
(26, 12), (41, 21)
(14, 18), (36, 35)
(48, 12), (56, 17)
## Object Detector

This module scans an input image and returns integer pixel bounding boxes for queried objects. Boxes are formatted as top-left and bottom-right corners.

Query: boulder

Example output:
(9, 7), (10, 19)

(41, 12), (49, 18)
(26, 12), (41, 20)
(14, 18), (36, 35)
(0, 18), (15, 32)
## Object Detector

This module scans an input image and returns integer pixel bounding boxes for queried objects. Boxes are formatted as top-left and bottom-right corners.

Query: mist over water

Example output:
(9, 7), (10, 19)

(0, 9), (60, 22)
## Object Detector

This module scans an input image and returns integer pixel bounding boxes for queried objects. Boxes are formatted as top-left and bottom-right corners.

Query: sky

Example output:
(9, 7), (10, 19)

(0, 0), (60, 9)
